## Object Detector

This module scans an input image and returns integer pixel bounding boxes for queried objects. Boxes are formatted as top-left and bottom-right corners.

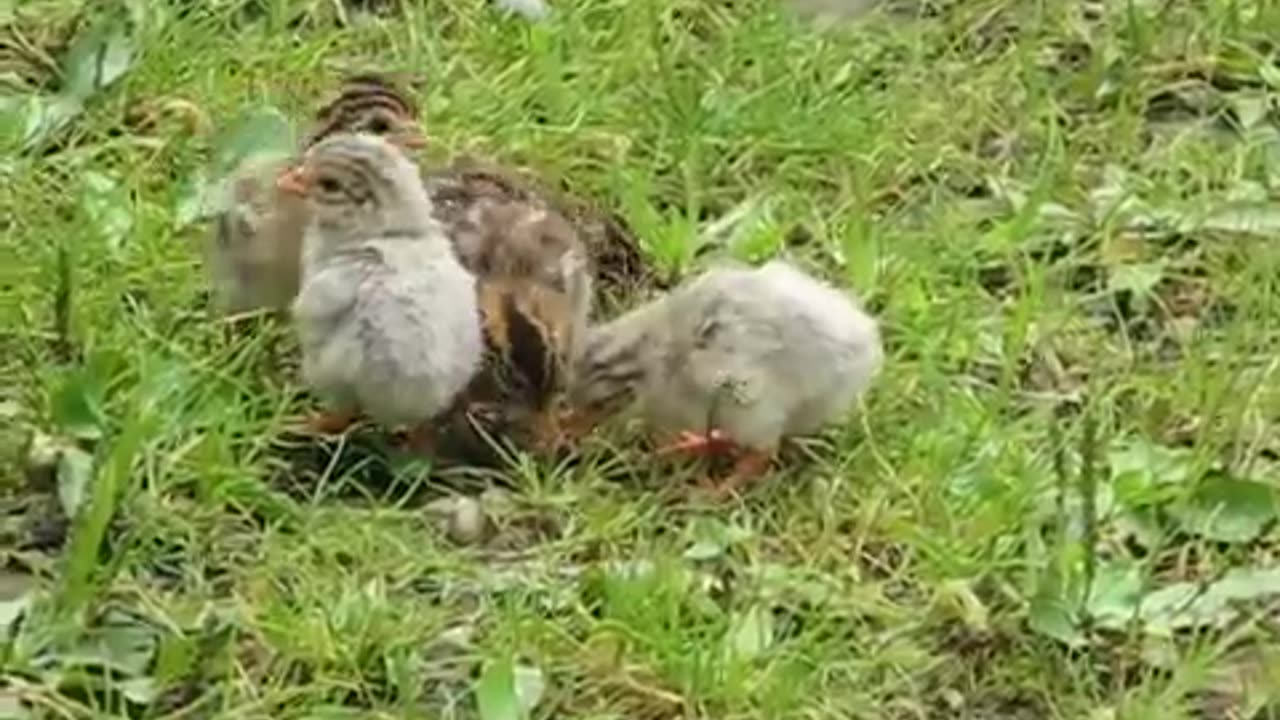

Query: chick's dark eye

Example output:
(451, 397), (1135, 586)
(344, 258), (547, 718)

(365, 117), (391, 134)
(317, 176), (342, 194)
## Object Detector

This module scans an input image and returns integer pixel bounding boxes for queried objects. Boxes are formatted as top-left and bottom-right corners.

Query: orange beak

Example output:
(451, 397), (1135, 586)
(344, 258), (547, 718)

(276, 165), (309, 195)
(391, 123), (427, 150)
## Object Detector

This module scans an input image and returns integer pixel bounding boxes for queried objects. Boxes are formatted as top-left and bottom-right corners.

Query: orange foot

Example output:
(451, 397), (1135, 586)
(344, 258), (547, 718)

(557, 408), (599, 441)
(395, 423), (437, 456)
(655, 429), (739, 459)
(303, 409), (360, 435)
(696, 449), (774, 500)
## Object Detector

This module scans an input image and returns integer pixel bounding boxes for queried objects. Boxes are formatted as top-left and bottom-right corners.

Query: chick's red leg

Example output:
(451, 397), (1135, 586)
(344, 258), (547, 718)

(398, 422), (437, 455)
(699, 448), (774, 499)
(654, 429), (738, 459)
(305, 409), (359, 435)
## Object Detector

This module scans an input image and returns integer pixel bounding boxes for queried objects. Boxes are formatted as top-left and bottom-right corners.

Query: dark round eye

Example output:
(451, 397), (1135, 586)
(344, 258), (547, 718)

(317, 176), (342, 194)
(365, 116), (391, 134)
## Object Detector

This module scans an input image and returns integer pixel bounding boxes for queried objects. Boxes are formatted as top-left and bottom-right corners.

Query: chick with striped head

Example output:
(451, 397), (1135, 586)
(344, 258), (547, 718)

(204, 73), (425, 319)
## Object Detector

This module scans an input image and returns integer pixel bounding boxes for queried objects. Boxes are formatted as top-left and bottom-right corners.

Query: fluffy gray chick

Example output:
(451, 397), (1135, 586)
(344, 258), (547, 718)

(284, 132), (484, 438)
(568, 259), (882, 493)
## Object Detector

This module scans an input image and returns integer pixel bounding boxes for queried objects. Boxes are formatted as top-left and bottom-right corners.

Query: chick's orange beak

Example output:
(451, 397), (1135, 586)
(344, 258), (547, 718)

(390, 123), (427, 150)
(276, 165), (309, 195)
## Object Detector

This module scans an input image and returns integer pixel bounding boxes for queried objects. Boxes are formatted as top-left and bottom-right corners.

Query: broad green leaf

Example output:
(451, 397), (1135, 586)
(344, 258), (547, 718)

(513, 663), (546, 715)
(1230, 92), (1269, 130)
(1139, 568), (1280, 635)
(494, 0), (551, 21)
(56, 445), (95, 518)
(476, 658), (521, 720)
(1085, 562), (1142, 629)
(0, 566), (35, 631)
(1201, 203), (1280, 236)
(211, 107), (295, 175)
(683, 539), (724, 560)
(937, 579), (990, 632)
(727, 605), (774, 660)
(0, 694), (32, 720)
(1174, 475), (1277, 543)
(81, 170), (134, 251)
(119, 677), (159, 704)
(0, 94), (84, 153)
(60, 413), (150, 612)
(61, 617), (157, 676)
(1205, 567), (1280, 603)
(60, 22), (135, 100)
(1138, 581), (1203, 634)
(1108, 438), (1192, 507)
(1028, 592), (1083, 646)
(49, 371), (107, 441)
(1108, 261), (1164, 296)
(174, 167), (219, 228)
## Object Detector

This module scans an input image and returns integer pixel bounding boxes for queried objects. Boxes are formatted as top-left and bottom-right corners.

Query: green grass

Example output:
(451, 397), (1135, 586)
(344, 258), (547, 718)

(4, 0), (1280, 717)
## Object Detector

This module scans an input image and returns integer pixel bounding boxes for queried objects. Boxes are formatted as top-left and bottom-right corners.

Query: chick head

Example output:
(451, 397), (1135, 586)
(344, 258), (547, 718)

(277, 132), (431, 245)
(302, 72), (426, 151)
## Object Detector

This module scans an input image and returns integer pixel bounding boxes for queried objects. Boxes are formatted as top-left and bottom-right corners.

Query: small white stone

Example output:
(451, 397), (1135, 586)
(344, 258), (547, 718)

(446, 496), (490, 545)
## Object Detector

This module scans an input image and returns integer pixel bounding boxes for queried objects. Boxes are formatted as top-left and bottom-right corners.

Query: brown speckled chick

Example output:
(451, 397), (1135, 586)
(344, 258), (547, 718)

(270, 73), (623, 460)
(440, 201), (589, 460)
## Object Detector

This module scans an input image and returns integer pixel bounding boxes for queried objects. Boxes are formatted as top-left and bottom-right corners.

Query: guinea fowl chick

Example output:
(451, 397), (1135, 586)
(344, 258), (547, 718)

(566, 260), (883, 497)
(425, 155), (650, 310)
(205, 151), (305, 316)
(453, 197), (592, 358)
(280, 132), (483, 444)
(430, 203), (588, 463)
(204, 73), (425, 318)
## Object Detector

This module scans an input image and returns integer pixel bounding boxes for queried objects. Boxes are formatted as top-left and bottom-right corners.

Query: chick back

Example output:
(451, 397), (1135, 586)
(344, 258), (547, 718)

(657, 261), (882, 442)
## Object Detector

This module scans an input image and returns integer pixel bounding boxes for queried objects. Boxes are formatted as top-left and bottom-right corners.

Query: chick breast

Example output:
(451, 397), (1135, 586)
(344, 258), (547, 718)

(294, 241), (484, 429)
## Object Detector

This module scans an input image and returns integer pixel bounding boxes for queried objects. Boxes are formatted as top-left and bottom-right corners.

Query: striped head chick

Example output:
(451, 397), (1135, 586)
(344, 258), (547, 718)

(300, 72), (426, 152)
(202, 73), (424, 320)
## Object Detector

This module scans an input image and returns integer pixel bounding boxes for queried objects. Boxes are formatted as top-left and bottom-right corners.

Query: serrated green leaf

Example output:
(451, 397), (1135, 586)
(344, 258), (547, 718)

(476, 658), (521, 720)
(56, 445), (94, 518)
(1175, 475), (1277, 543)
